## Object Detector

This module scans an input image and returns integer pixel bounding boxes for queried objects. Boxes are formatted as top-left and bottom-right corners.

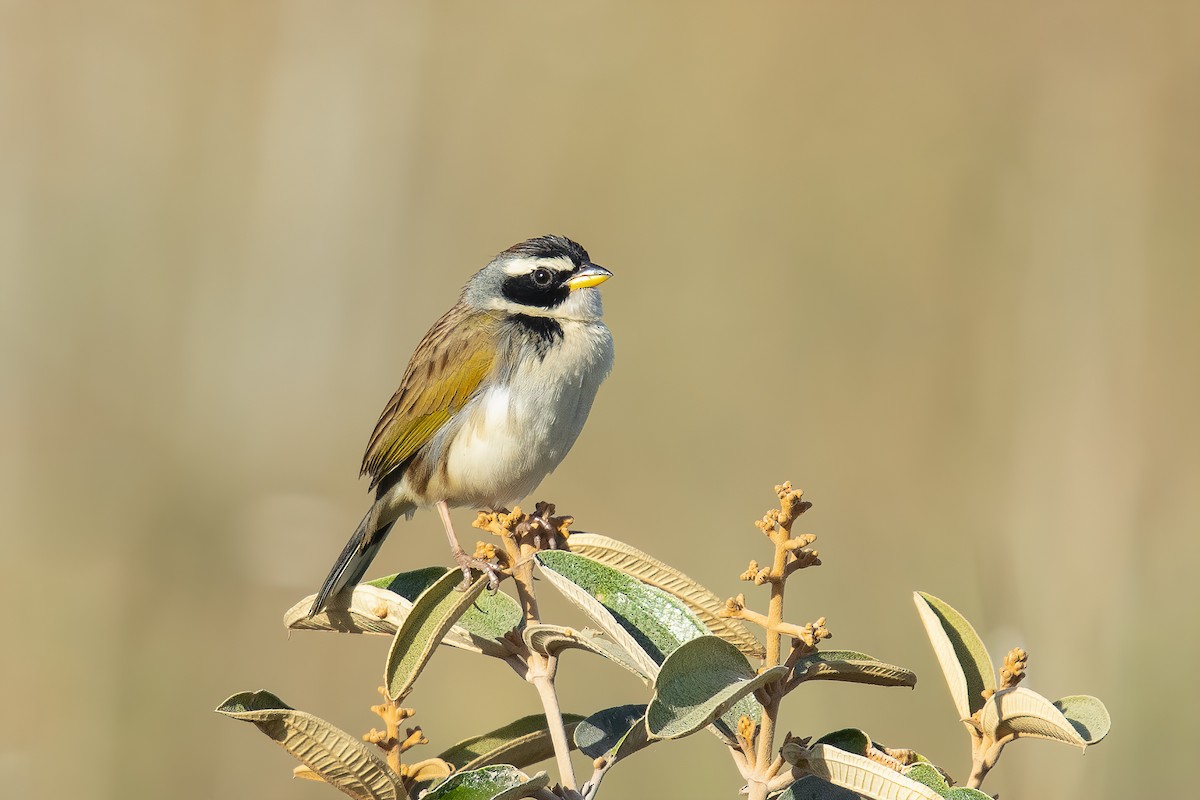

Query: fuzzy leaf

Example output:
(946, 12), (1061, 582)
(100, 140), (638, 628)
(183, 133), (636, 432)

(216, 691), (402, 800)
(385, 571), (488, 701)
(793, 650), (918, 689)
(536, 551), (766, 744)
(903, 762), (950, 795)
(981, 687), (1093, 748)
(567, 533), (765, 659)
(285, 567), (522, 657)
(813, 728), (872, 755)
(1054, 695), (1111, 745)
(776, 776), (862, 800)
(522, 623), (652, 685)
(422, 765), (546, 800)
(573, 704), (650, 760)
(913, 592), (995, 719)
(646, 636), (787, 740)
(944, 789), (995, 799)
(406, 758), (455, 795)
(438, 714), (585, 772)
(782, 742), (945, 800)
(535, 550), (709, 676)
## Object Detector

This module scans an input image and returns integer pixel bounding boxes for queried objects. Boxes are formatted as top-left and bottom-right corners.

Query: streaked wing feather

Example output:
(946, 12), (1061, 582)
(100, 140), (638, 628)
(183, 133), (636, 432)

(361, 305), (498, 486)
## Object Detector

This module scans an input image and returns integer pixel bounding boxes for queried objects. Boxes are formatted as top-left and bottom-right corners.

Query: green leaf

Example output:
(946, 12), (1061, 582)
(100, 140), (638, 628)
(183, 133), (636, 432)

(285, 567), (522, 658)
(981, 687), (1090, 749)
(438, 714), (585, 772)
(366, 566), (451, 597)
(776, 776), (862, 800)
(215, 691), (403, 800)
(535, 550), (709, 675)
(782, 742), (945, 800)
(903, 762), (951, 795)
(566, 533), (765, 659)
(1054, 695), (1111, 745)
(422, 765), (547, 800)
(384, 571), (488, 701)
(536, 551), (767, 745)
(522, 623), (653, 685)
(944, 789), (995, 800)
(913, 592), (996, 718)
(370, 568), (524, 644)
(813, 728), (872, 755)
(573, 704), (649, 760)
(792, 650), (918, 689)
(645, 636), (788, 740)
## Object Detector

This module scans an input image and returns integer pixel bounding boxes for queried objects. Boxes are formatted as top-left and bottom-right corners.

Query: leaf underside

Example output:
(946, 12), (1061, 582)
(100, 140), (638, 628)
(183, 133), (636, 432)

(982, 687), (1096, 749)
(783, 742), (945, 800)
(913, 592), (996, 719)
(522, 623), (653, 685)
(285, 566), (522, 657)
(792, 649), (918, 689)
(216, 690), (403, 800)
(385, 571), (489, 701)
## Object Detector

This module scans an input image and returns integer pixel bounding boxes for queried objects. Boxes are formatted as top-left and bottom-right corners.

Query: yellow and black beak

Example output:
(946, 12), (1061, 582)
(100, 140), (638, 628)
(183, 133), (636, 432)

(565, 264), (613, 290)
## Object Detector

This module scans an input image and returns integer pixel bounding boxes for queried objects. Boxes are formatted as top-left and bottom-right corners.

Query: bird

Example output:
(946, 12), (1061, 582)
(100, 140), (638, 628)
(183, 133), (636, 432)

(307, 235), (614, 617)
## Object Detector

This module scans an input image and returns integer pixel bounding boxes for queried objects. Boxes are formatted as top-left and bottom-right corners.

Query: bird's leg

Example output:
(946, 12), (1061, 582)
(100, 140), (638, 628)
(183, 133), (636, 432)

(436, 500), (502, 590)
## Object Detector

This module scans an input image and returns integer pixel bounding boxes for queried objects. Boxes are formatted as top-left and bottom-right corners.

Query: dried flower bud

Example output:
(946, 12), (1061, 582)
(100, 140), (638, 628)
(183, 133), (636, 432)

(724, 595), (746, 615)
(737, 715), (757, 745)
(1000, 647), (1028, 688)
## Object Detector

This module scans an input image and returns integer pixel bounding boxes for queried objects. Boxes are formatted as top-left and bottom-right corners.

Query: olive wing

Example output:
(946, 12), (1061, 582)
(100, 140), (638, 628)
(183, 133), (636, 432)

(361, 305), (499, 488)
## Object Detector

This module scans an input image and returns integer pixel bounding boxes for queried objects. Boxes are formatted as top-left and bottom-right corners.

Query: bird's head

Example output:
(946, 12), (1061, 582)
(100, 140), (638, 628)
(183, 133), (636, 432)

(465, 235), (612, 322)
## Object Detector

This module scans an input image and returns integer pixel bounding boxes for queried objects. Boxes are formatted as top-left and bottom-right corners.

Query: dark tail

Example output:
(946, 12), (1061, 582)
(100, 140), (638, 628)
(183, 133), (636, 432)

(307, 506), (398, 618)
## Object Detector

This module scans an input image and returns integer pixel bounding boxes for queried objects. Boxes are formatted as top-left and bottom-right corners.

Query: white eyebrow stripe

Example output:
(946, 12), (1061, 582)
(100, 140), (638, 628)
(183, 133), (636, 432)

(501, 256), (575, 277)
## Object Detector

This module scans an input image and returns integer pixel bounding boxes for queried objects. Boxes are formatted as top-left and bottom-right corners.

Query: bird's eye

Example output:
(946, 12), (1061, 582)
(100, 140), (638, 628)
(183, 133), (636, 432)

(531, 267), (554, 287)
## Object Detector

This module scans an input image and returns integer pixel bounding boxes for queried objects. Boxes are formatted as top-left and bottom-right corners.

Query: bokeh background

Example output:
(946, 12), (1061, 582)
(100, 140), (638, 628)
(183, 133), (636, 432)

(3, 2), (1196, 798)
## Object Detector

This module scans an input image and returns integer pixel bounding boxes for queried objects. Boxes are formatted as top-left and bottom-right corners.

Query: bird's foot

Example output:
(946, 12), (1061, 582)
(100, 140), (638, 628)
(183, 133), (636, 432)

(452, 547), (503, 592)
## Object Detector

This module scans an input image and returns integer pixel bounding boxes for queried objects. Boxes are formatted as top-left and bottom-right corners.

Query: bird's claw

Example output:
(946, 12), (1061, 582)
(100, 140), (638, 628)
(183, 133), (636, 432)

(453, 550), (503, 593)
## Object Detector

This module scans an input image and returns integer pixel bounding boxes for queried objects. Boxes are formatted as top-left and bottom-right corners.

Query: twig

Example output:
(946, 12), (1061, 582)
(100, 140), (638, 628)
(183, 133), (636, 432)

(531, 666), (577, 789)
(474, 506), (577, 790)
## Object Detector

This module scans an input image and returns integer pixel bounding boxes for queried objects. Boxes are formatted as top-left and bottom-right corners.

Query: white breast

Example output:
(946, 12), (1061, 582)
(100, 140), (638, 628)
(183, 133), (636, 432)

(438, 319), (613, 509)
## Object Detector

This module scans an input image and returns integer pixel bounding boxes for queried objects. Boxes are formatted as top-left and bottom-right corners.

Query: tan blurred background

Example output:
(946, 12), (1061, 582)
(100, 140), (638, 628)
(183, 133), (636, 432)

(2, 1), (1196, 798)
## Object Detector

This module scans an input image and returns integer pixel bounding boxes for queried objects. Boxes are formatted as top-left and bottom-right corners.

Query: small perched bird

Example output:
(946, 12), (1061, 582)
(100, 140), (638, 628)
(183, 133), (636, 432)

(308, 235), (614, 617)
